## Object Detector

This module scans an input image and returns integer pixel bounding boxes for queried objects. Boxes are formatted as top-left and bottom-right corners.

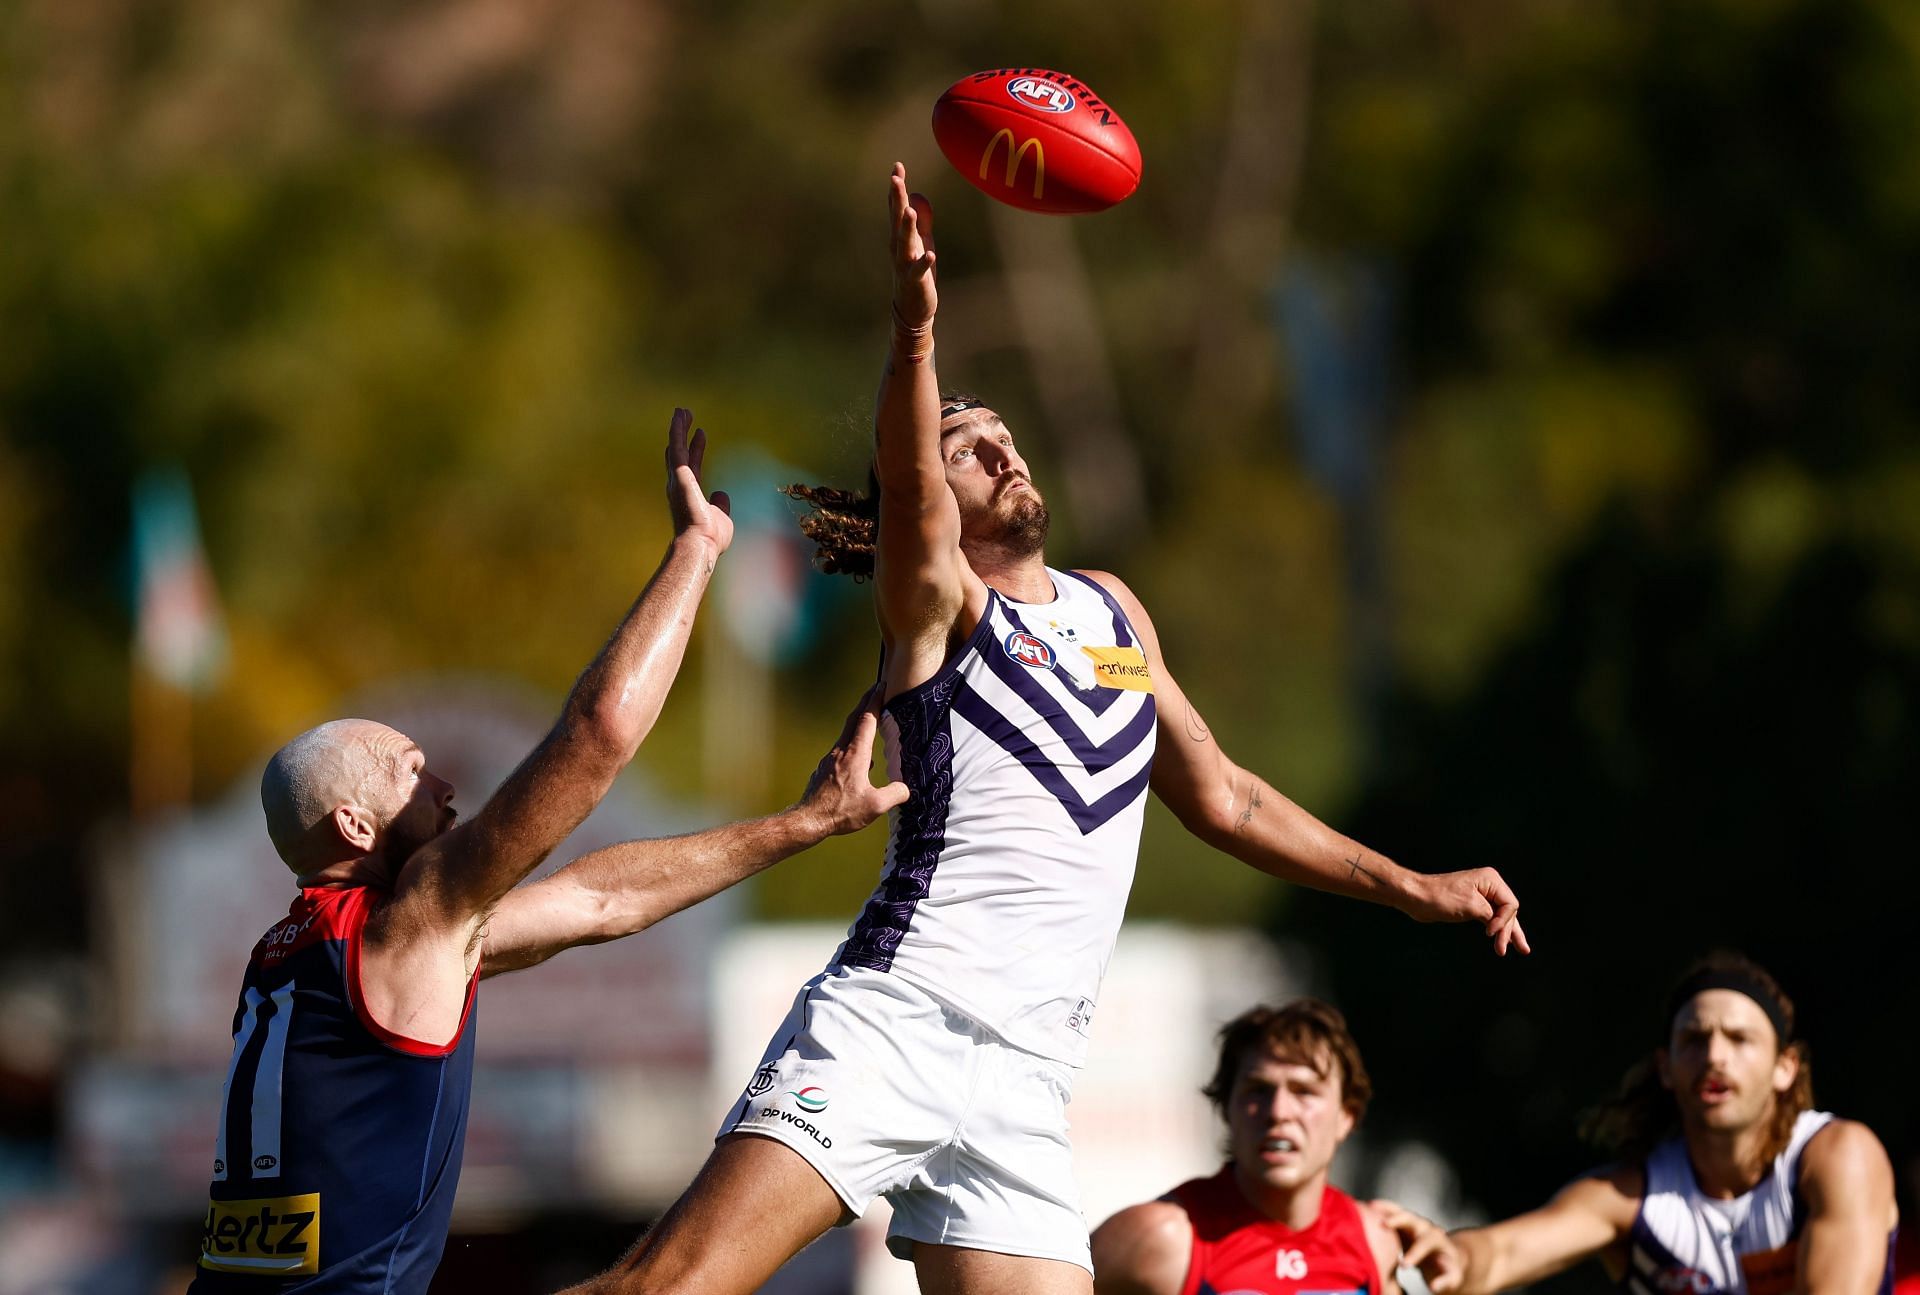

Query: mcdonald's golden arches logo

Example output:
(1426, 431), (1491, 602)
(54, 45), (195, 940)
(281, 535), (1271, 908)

(979, 129), (1045, 200)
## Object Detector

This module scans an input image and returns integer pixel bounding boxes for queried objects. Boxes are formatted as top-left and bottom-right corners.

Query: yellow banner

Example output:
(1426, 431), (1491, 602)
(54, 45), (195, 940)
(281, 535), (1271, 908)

(199, 1192), (321, 1276)
(1081, 645), (1154, 692)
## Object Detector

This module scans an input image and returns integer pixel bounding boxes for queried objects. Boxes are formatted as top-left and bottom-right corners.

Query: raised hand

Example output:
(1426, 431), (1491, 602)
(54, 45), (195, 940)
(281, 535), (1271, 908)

(797, 686), (911, 837)
(888, 163), (937, 331)
(665, 406), (733, 557)
(1368, 1200), (1464, 1293)
(1401, 867), (1531, 956)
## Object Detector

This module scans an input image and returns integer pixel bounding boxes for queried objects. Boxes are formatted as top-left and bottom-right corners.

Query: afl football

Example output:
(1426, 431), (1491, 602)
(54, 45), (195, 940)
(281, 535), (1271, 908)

(931, 69), (1142, 215)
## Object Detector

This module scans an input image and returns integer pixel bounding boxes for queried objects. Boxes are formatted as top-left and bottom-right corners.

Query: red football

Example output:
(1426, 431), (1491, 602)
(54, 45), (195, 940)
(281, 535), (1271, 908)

(932, 69), (1142, 215)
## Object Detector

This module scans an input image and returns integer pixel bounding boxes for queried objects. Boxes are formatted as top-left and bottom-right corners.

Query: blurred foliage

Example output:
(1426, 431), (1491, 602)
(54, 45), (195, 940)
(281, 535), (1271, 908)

(1284, 0), (1920, 1273)
(2, 0), (1917, 1242)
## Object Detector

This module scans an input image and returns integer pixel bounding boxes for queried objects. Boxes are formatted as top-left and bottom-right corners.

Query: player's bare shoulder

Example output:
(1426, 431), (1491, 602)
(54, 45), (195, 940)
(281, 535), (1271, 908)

(1090, 1198), (1193, 1295)
(1356, 1201), (1408, 1295)
(1074, 569), (1165, 652)
(1798, 1118), (1898, 1221)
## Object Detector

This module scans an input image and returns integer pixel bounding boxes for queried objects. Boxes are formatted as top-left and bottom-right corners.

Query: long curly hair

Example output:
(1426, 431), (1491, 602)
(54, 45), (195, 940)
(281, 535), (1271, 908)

(1579, 952), (1814, 1166)
(782, 392), (990, 579)
(781, 474), (879, 579)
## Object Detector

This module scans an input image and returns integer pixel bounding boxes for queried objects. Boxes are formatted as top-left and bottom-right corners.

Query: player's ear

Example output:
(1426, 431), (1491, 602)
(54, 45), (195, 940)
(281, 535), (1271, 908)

(1771, 1043), (1800, 1094)
(1335, 1105), (1357, 1145)
(331, 804), (378, 853)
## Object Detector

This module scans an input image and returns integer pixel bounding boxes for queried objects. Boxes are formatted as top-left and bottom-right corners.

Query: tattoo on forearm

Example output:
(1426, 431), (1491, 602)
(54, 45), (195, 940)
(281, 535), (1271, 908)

(1184, 703), (1211, 743)
(1233, 785), (1263, 835)
(1347, 851), (1379, 886)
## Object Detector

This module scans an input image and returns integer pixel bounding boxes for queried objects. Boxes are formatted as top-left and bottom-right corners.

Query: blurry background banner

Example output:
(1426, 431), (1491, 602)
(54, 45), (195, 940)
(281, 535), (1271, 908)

(131, 467), (227, 695)
(2, 0), (1918, 1290)
(129, 466), (228, 818)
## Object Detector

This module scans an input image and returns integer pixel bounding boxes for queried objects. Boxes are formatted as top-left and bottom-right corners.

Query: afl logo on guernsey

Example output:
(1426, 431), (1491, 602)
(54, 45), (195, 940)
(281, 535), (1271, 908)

(1007, 76), (1076, 113)
(1004, 631), (1055, 670)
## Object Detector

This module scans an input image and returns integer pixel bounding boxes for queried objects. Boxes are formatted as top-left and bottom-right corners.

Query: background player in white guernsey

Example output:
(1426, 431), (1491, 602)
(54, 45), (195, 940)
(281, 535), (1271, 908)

(1380, 952), (1898, 1295)
(568, 168), (1529, 1295)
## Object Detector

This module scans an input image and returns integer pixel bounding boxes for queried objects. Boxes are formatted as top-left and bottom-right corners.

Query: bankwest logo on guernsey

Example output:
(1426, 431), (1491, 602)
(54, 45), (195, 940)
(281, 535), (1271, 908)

(979, 129), (1045, 200)
(199, 1193), (321, 1276)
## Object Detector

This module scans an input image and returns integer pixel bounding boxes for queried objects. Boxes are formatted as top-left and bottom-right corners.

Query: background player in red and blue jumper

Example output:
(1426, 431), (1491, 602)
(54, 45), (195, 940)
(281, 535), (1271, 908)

(1093, 999), (1408, 1295)
(190, 410), (907, 1293)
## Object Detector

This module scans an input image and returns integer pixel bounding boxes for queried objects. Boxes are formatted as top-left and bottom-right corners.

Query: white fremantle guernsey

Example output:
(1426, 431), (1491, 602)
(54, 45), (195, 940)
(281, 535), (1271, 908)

(834, 567), (1157, 1067)
(1627, 1110), (1892, 1295)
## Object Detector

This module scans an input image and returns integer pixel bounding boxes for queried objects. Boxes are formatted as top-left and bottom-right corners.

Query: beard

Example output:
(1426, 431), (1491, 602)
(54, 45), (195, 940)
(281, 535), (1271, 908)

(972, 487), (1050, 559)
(379, 807), (449, 872)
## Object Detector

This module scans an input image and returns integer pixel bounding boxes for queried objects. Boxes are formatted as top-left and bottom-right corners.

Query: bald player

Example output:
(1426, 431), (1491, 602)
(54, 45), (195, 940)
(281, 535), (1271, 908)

(1382, 953), (1898, 1295)
(189, 410), (907, 1293)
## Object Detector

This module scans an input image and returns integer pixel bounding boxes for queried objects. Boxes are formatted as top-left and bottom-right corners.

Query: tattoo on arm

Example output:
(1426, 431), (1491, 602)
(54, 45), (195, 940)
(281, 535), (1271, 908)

(1347, 851), (1379, 886)
(1184, 703), (1211, 743)
(1234, 785), (1263, 835)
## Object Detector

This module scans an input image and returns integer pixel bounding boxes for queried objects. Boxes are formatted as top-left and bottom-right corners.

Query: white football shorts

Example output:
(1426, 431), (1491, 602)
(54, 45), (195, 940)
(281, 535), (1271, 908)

(717, 964), (1091, 1273)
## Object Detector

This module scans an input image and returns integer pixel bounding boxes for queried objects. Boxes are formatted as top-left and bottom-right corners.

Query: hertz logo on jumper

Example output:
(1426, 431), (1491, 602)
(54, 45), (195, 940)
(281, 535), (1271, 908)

(980, 129), (1045, 199)
(199, 1193), (321, 1276)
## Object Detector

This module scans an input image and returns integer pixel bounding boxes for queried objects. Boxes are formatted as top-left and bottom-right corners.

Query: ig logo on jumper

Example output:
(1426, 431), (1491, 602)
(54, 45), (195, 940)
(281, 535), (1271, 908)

(1008, 77), (1075, 114)
(1004, 631), (1055, 670)
(790, 1086), (829, 1113)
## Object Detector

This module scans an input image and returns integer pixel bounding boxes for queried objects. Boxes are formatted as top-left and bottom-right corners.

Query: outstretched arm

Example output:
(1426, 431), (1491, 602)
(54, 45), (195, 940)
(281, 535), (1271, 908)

(1375, 1171), (1638, 1295)
(872, 164), (983, 692)
(387, 408), (733, 948)
(1797, 1120), (1897, 1295)
(479, 691), (908, 975)
(1083, 569), (1528, 954)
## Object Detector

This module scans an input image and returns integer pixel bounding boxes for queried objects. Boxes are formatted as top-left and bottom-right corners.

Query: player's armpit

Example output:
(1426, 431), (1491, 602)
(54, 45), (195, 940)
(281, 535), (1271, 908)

(476, 876), (600, 977)
(1797, 1119), (1897, 1295)
(872, 523), (981, 696)
(1089, 1201), (1192, 1295)
(1449, 1170), (1638, 1295)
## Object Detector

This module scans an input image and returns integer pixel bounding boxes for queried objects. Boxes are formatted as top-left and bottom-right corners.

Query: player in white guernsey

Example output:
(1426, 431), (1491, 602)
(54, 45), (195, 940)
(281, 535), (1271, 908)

(1380, 953), (1898, 1295)
(568, 165), (1529, 1295)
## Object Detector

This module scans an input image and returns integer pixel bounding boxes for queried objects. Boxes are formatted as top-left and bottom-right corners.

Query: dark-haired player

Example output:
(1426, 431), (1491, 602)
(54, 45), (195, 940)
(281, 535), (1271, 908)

(1092, 1000), (1406, 1295)
(1381, 953), (1898, 1295)
(190, 412), (907, 1293)
(570, 167), (1526, 1295)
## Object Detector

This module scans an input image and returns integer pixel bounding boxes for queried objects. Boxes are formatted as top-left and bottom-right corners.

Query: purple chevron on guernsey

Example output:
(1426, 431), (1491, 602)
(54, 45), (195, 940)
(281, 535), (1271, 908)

(830, 567), (1156, 1067)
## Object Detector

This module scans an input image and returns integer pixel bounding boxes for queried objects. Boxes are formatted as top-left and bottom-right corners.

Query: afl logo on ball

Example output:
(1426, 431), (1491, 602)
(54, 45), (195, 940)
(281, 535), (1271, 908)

(1004, 631), (1055, 670)
(1007, 77), (1076, 114)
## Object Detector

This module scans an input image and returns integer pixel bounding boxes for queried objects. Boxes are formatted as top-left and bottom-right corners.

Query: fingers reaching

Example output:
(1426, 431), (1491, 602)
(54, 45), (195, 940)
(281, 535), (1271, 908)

(1480, 869), (1525, 955)
(1500, 915), (1532, 957)
(909, 192), (934, 254)
(666, 406), (692, 469)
